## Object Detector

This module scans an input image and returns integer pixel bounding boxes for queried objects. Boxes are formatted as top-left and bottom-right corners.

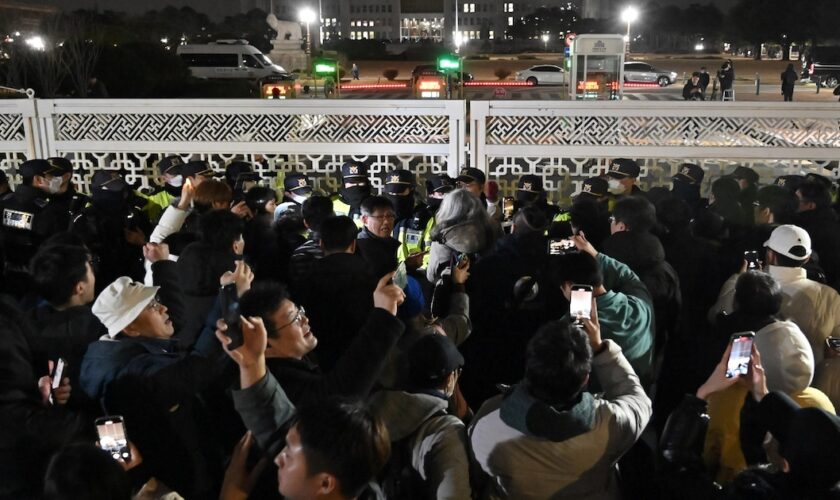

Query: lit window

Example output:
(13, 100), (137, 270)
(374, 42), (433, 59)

(489, 30), (494, 39)
(508, 16), (513, 26)
(369, 31), (375, 38)
(351, 21), (356, 26)
(470, 3), (476, 12)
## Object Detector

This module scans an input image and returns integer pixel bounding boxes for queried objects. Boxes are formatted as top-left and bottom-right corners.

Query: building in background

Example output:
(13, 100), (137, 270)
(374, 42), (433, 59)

(265, 0), (583, 44)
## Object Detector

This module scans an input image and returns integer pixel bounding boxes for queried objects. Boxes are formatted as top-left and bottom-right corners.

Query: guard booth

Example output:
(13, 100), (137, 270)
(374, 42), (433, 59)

(569, 34), (625, 100)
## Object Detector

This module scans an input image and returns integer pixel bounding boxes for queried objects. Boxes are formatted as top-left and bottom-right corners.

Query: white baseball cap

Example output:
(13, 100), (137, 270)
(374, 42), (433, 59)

(92, 277), (160, 338)
(764, 224), (812, 261)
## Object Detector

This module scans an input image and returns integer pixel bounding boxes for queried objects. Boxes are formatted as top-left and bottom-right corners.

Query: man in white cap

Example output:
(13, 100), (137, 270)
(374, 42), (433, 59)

(79, 263), (251, 497)
(711, 224), (840, 364)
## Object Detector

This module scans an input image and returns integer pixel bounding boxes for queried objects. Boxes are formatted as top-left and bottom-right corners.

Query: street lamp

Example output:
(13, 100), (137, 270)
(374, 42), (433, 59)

(541, 33), (549, 52)
(621, 6), (638, 54)
(299, 7), (316, 56)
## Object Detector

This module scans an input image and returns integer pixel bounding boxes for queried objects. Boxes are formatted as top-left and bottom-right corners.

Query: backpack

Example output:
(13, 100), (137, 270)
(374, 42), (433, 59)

(377, 409), (448, 500)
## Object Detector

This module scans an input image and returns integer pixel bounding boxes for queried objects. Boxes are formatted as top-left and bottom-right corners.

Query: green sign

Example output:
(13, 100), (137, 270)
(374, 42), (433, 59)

(436, 54), (461, 72)
(313, 58), (337, 76)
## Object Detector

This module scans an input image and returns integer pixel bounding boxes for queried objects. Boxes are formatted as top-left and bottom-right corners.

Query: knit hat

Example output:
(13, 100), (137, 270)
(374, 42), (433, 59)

(92, 277), (159, 337)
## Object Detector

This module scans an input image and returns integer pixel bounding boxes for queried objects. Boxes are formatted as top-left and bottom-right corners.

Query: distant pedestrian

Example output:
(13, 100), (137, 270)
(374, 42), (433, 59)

(717, 60), (734, 100)
(352, 63), (360, 80)
(683, 72), (705, 101)
(781, 63), (797, 101)
(86, 76), (108, 98)
(698, 66), (710, 96)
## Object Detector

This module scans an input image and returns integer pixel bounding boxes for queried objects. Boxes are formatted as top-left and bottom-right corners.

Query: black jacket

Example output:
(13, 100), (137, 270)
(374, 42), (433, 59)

(80, 299), (229, 499)
(0, 295), (88, 500)
(26, 303), (107, 414)
(356, 227), (401, 281)
(794, 207), (840, 291)
(288, 234), (322, 294)
(266, 308), (403, 405)
(176, 242), (237, 348)
(683, 81), (705, 100)
(295, 252), (378, 372)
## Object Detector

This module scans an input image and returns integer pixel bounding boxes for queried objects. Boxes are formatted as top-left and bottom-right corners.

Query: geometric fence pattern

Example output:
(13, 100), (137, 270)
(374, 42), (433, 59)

(0, 114), (25, 142)
(56, 113), (451, 144)
(486, 115), (840, 148)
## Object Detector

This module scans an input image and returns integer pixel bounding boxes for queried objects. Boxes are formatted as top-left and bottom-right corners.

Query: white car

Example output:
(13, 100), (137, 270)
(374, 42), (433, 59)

(515, 65), (566, 85)
(623, 61), (678, 87)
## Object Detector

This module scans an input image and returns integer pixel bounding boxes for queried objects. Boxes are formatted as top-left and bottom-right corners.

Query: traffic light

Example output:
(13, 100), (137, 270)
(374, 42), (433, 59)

(436, 54), (461, 73)
(313, 58), (338, 77)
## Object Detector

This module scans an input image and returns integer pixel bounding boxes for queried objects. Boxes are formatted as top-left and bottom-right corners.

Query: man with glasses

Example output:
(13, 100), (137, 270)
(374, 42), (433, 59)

(356, 195), (401, 282)
(237, 271), (404, 406)
(80, 262), (252, 497)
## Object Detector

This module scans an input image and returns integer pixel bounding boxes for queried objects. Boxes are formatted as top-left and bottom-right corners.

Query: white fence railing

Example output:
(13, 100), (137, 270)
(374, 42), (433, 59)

(17, 99), (466, 193)
(2, 99), (839, 201)
(470, 101), (840, 201)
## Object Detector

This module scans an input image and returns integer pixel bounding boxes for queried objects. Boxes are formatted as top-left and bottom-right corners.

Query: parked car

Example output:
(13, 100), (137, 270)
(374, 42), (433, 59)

(805, 46), (840, 88)
(515, 65), (566, 85)
(623, 61), (678, 87)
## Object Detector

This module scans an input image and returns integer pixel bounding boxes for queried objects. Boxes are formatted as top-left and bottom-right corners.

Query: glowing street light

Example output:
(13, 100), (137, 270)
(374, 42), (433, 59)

(541, 33), (549, 52)
(621, 6), (639, 54)
(25, 36), (45, 51)
(299, 7), (316, 56)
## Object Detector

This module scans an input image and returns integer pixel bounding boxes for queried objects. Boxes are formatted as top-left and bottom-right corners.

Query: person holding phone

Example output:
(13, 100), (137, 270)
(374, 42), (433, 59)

(81, 261), (253, 498)
(470, 296), (652, 500)
(550, 232), (655, 387)
(702, 271), (833, 484)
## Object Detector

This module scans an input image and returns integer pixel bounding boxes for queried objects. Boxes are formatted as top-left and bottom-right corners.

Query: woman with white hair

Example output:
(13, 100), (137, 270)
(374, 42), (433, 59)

(426, 188), (498, 283)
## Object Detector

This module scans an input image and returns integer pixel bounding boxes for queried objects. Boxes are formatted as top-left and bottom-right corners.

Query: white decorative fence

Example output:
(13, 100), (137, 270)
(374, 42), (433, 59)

(2, 99), (840, 201)
(470, 101), (840, 202)
(12, 99), (466, 193)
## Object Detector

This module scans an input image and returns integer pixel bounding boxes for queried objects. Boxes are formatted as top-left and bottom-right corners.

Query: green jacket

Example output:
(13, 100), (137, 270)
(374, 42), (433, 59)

(593, 253), (654, 384)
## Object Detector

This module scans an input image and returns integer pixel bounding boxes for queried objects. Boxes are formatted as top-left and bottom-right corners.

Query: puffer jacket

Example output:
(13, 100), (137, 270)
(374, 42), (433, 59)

(426, 220), (497, 283)
(711, 265), (840, 364)
(369, 390), (471, 500)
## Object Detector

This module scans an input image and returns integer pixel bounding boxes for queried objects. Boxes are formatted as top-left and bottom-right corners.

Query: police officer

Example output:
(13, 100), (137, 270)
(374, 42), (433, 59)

(44, 157), (88, 220)
(139, 155), (185, 222)
(515, 174), (560, 222)
(456, 166), (501, 222)
(275, 172), (313, 220)
(223, 160), (263, 203)
(180, 160), (215, 188)
(332, 161), (372, 225)
(71, 171), (151, 291)
(382, 169), (425, 269)
(0, 159), (72, 297)
(671, 163), (706, 218)
(553, 176), (609, 224)
(606, 158), (645, 211)
(774, 174), (806, 195)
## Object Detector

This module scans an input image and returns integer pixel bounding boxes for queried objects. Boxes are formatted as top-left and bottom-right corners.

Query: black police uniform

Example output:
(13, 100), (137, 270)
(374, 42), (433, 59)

(0, 184), (70, 297)
(71, 173), (151, 291)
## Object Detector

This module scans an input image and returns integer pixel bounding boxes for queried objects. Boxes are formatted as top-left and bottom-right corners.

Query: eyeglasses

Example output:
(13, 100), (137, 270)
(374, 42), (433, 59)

(145, 296), (164, 312)
(368, 213), (396, 221)
(277, 306), (306, 330)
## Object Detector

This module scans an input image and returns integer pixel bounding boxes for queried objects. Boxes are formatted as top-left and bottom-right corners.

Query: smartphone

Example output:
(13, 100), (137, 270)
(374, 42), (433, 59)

(502, 196), (515, 221)
(220, 284), (244, 350)
(457, 253), (469, 269)
(95, 416), (131, 461)
(393, 262), (408, 289)
(548, 238), (577, 256)
(725, 332), (755, 378)
(570, 284), (594, 324)
(744, 250), (761, 270)
(48, 358), (66, 404)
(827, 336), (840, 353)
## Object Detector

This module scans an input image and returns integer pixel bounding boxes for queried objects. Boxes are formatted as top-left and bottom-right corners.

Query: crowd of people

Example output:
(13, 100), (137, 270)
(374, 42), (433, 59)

(1, 154), (839, 500)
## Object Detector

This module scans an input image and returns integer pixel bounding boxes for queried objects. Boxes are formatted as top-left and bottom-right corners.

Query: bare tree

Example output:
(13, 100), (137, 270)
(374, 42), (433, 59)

(58, 12), (103, 97)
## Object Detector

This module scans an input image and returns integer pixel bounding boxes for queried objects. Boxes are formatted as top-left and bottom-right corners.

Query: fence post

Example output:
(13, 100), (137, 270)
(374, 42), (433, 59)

(755, 73), (760, 95)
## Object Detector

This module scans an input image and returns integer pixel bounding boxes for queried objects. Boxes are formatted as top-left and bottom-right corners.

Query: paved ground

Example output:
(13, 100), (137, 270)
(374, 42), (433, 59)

(336, 81), (837, 101)
(333, 54), (839, 102)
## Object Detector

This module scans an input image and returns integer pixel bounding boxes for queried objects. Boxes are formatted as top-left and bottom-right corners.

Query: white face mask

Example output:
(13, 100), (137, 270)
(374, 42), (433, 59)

(608, 178), (626, 195)
(46, 176), (63, 194)
(167, 175), (184, 188)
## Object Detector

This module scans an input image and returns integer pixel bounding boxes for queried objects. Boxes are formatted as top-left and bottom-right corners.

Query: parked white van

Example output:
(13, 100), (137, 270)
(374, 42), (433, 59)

(177, 40), (293, 80)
